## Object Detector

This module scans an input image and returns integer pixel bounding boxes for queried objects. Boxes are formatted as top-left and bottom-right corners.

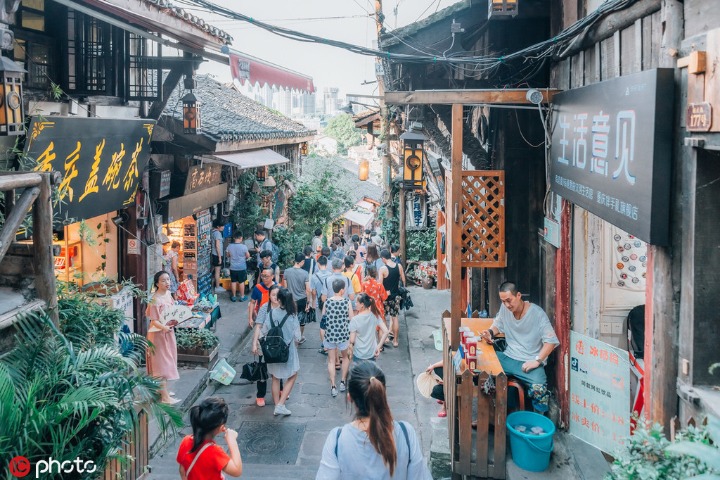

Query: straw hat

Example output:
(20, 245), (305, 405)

(416, 371), (442, 399)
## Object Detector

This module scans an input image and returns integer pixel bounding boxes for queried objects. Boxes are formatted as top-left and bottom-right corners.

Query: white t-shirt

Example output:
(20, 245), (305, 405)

(491, 303), (559, 362)
(349, 312), (383, 360)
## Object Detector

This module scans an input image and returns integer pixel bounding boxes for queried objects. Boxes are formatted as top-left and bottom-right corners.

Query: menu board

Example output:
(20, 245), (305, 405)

(569, 332), (631, 453)
(195, 209), (213, 297)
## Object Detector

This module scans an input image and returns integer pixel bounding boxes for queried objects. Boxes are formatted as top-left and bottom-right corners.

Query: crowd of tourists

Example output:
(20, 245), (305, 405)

(151, 227), (431, 478)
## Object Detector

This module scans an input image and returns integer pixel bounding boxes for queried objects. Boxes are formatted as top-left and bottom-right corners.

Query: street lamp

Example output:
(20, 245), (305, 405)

(0, 56), (26, 136)
(358, 159), (370, 181)
(182, 92), (201, 134)
(400, 129), (426, 191)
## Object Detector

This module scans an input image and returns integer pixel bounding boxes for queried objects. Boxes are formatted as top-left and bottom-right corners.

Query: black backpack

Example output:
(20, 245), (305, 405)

(260, 310), (290, 364)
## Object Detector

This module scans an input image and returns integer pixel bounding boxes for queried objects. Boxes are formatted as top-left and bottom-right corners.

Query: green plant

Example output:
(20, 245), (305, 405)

(270, 163), (352, 267)
(175, 328), (219, 351)
(0, 311), (182, 479)
(232, 170), (266, 239)
(324, 113), (362, 155)
(379, 184), (400, 247)
(606, 420), (719, 479)
(407, 226), (436, 261)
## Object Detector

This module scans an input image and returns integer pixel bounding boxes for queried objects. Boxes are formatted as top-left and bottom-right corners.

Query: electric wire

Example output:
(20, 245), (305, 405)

(178, 0), (638, 69)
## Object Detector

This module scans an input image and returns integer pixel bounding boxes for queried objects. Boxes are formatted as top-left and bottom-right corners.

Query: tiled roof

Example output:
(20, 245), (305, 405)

(142, 0), (233, 43)
(163, 74), (315, 144)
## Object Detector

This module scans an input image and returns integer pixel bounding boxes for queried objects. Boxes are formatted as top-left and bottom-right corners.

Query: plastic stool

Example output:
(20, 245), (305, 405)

(507, 378), (526, 412)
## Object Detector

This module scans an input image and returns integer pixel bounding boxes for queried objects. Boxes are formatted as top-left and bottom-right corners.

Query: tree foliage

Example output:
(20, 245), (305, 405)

(324, 114), (362, 155)
(273, 160), (352, 267)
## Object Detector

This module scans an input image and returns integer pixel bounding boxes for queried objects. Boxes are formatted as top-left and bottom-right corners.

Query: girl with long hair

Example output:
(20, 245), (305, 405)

(348, 293), (389, 362)
(177, 397), (242, 479)
(316, 363), (431, 479)
(145, 271), (180, 404)
(260, 287), (301, 416)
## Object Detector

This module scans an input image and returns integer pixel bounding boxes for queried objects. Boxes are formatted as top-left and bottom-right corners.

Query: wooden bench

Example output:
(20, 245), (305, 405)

(443, 316), (507, 479)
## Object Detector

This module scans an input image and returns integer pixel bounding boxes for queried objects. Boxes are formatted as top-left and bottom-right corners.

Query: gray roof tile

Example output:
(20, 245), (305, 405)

(163, 74), (315, 143)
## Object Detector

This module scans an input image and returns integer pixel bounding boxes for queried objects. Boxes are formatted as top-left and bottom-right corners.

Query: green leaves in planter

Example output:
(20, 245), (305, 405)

(175, 328), (220, 351)
(606, 420), (720, 480)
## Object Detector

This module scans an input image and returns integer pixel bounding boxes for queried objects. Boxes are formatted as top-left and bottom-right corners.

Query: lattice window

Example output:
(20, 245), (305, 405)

(461, 171), (506, 267)
(67, 10), (112, 94)
(126, 33), (161, 101)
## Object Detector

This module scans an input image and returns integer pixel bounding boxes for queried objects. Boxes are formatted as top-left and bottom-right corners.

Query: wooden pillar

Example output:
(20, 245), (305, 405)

(32, 173), (58, 325)
(554, 199), (572, 427)
(399, 188), (406, 264)
(436, 210), (449, 290)
(450, 103), (463, 349)
(642, 0), (683, 430)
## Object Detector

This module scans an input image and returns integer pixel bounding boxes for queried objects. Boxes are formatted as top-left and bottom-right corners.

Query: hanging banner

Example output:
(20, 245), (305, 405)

(549, 69), (674, 245)
(25, 116), (155, 222)
(569, 332), (631, 453)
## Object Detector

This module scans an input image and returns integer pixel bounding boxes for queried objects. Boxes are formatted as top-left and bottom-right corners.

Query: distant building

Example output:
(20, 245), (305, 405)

(323, 87), (340, 116)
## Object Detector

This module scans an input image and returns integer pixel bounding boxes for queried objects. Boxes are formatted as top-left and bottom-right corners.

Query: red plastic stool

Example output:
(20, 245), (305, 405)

(507, 378), (526, 412)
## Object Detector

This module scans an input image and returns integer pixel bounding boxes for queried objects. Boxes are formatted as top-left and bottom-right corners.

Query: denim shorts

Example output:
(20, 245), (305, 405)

(323, 339), (349, 351)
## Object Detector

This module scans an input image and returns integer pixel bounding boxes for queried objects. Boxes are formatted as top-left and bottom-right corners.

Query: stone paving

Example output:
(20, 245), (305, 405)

(146, 286), (451, 479)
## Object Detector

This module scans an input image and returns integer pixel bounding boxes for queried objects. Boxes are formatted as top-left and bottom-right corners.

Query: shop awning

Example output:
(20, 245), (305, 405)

(342, 207), (374, 228)
(203, 149), (290, 169)
(162, 183), (227, 223)
(229, 50), (315, 93)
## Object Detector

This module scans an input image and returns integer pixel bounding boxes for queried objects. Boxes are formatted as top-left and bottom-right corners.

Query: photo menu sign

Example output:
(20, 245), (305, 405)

(550, 69), (674, 245)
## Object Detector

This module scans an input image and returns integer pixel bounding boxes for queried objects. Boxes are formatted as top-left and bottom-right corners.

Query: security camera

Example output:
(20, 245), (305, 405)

(526, 89), (544, 105)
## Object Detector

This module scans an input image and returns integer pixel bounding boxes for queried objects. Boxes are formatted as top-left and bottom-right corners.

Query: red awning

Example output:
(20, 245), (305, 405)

(229, 51), (315, 93)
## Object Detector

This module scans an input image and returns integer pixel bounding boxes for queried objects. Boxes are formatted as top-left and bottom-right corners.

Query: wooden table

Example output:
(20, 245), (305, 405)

(443, 317), (507, 479)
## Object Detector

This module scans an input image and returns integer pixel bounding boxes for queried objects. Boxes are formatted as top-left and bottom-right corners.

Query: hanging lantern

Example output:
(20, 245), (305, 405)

(182, 92), (201, 134)
(300, 142), (309, 156)
(358, 159), (370, 181)
(256, 165), (268, 182)
(400, 129), (426, 191)
(0, 56), (26, 136)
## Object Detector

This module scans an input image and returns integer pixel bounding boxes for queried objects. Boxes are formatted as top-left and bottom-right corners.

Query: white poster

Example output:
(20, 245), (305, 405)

(569, 332), (631, 453)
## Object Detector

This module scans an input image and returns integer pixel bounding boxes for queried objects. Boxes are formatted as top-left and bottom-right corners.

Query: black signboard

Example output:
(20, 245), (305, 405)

(25, 116), (155, 221)
(549, 69), (674, 245)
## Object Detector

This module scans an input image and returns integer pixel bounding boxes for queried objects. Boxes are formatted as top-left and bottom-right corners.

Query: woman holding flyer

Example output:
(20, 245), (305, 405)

(146, 270), (180, 404)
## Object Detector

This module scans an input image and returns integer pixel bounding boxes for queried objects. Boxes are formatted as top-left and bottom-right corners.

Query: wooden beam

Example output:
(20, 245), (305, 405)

(0, 187), (39, 263)
(0, 172), (43, 191)
(32, 173), (57, 325)
(147, 53), (190, 121)
(450, 103), (463, 349)
(385, 89), (559, 105)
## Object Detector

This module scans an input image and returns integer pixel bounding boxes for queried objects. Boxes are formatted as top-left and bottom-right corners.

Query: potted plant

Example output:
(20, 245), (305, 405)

(175, 328), (220, 367)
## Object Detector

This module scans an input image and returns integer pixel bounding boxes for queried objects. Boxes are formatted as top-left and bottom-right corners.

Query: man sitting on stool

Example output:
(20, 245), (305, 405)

(480, 281), (559, 414)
